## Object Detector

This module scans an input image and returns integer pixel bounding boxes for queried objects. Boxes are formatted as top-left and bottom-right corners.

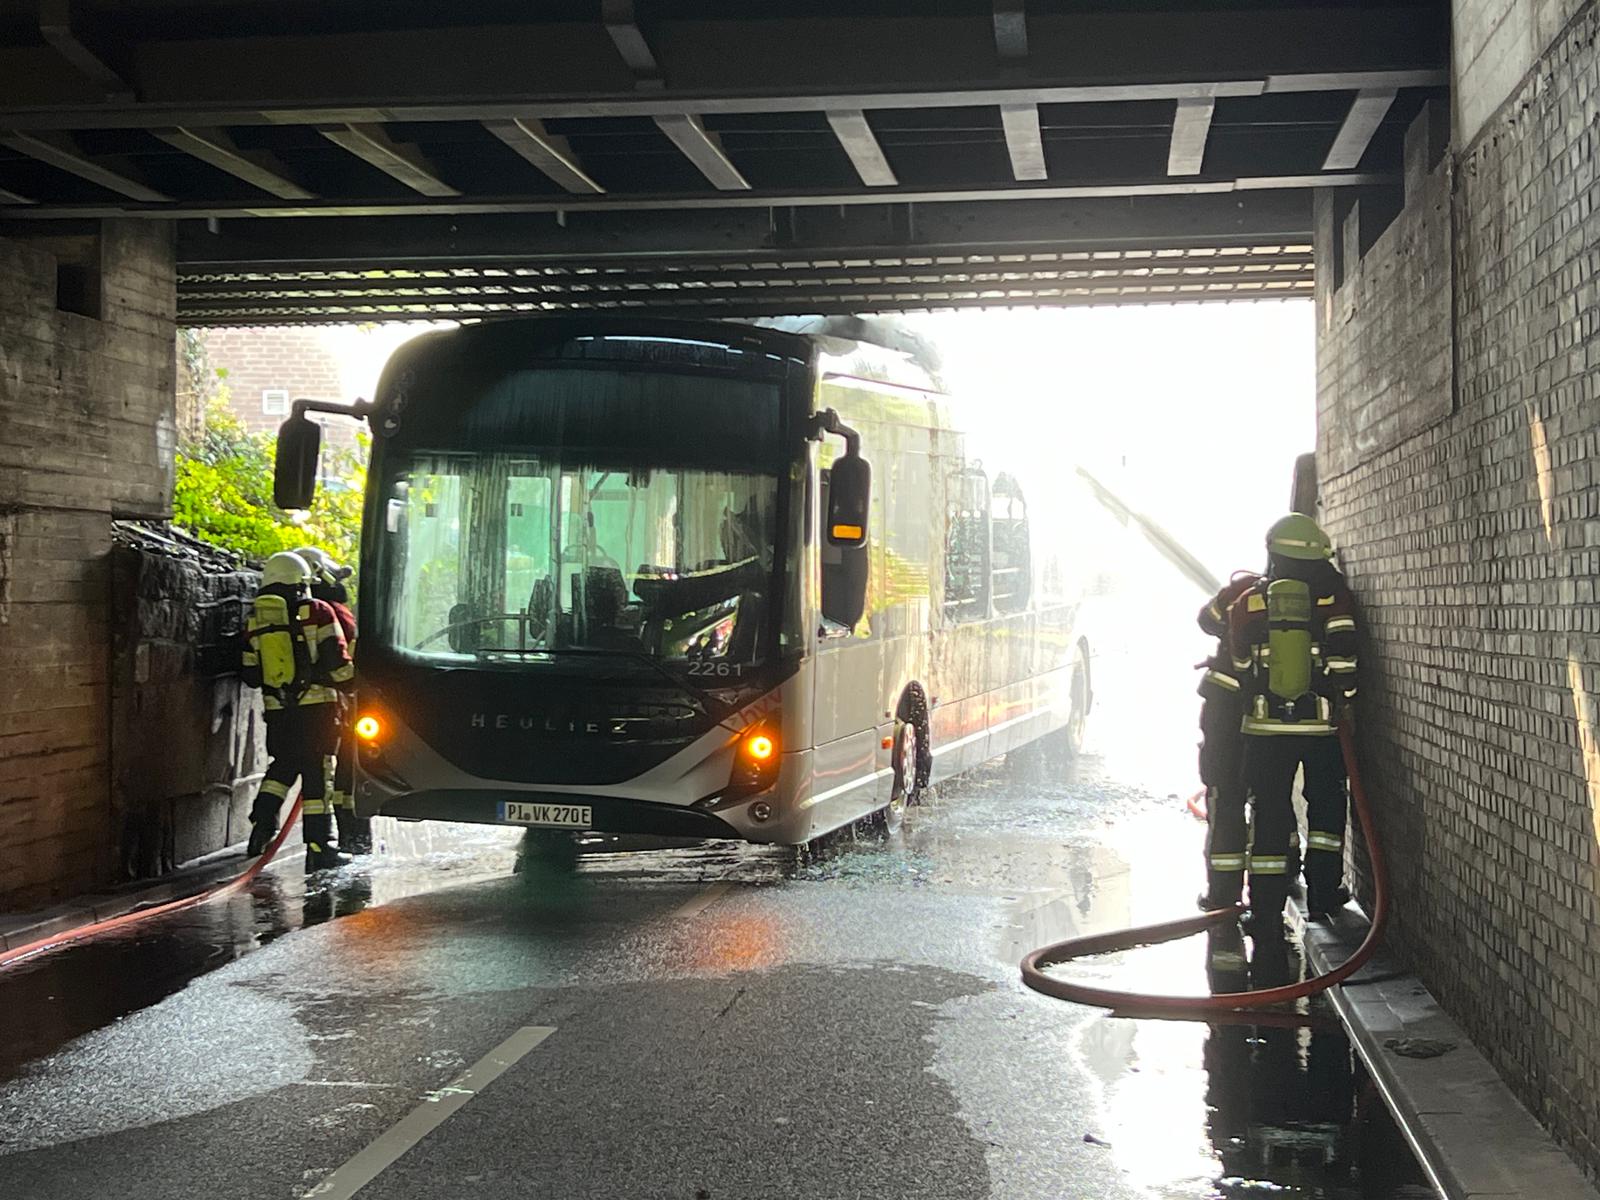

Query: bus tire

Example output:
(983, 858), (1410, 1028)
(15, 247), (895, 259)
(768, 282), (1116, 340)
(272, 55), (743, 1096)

(876, 720), (923, 834)
(897, 684), (933, 796)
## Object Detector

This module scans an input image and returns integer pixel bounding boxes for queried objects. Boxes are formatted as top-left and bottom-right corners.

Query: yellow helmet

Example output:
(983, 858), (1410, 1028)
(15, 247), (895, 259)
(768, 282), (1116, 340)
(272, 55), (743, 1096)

(1266, 513), (1332, 561)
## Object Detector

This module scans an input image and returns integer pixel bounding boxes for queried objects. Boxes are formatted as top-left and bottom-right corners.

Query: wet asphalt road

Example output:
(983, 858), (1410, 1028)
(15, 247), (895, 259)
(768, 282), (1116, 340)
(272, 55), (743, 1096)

(0, 573), (1437, 1200)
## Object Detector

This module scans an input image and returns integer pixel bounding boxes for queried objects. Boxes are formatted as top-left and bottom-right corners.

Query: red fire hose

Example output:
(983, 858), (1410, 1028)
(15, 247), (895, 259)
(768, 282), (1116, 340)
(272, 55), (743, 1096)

(1022, 725), (1386, 1014)
(0, 798), (304, 972)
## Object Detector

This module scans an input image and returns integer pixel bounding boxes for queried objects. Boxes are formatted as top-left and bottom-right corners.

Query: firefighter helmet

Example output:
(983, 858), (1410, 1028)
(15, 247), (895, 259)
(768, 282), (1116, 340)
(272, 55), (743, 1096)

(294, 545), (352, 585)
(1265, 514), (1333, 561)
(260, 551), (312, 589)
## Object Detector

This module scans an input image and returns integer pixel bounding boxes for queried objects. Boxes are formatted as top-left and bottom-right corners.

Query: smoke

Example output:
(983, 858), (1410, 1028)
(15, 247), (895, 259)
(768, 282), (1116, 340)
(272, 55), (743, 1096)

(903, 303), (1316, 581)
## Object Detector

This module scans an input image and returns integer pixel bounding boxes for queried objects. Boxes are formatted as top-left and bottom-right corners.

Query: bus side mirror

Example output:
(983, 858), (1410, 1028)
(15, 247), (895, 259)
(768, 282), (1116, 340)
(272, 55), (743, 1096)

(822, 450), (871, 630)
(826, 452), (871, 549)
(274, 414), (322, 510)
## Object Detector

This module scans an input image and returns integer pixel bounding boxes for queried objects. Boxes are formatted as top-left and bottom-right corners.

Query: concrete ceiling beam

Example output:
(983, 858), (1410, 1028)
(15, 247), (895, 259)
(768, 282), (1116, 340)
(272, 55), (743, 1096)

(1167, 97), (1215, 176)
(481, 118), (605, 194)
(1000, 104), (1048, 182)
(1322, 87), (1399, 171)
(1, 171), (1388, 221)
(152, 126), (315, 200)
(825, 111), (896, 188)
(315, 123), (460, 197)
(651, 114), (749, 191)
(0, 129), (168, 201)
(37, 0), (129, 97)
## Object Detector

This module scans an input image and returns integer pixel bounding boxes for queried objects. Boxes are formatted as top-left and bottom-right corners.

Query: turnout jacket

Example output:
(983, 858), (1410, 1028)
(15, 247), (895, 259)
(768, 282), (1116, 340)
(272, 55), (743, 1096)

(242, 592), (355, 710)
(1225, 571), (1358, 736)
(1197, 572), (1263, 703)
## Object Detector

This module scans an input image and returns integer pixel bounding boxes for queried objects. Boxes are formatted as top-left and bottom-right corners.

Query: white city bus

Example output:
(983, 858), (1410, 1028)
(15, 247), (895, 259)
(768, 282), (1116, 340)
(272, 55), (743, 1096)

(274, 316), (1096, 845)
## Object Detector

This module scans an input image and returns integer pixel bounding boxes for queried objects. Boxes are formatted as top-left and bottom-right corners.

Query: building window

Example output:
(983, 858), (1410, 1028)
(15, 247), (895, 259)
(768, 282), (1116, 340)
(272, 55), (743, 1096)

(261, 389), (289, 417)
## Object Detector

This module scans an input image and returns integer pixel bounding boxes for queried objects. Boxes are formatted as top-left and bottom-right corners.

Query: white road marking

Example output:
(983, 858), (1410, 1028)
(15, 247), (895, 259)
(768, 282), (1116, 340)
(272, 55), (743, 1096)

(305, 1025), (556, 1199)
(672, 881), (731, 920)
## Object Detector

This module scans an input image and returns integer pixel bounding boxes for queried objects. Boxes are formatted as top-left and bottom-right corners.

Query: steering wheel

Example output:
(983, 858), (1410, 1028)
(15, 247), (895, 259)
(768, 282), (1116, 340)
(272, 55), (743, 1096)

(415, 614), (512, 650)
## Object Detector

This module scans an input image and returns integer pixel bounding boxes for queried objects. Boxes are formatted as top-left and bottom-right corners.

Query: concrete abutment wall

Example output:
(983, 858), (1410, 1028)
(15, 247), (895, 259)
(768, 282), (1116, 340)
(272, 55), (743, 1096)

(1320, 0), (1600, 1172)
(0, 222), (264, 911)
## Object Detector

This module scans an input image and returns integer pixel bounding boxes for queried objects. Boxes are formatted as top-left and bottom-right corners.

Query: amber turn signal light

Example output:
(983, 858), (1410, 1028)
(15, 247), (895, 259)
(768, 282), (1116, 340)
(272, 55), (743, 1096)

(355, 714), (382, 742)
(745, 733), (776, 761)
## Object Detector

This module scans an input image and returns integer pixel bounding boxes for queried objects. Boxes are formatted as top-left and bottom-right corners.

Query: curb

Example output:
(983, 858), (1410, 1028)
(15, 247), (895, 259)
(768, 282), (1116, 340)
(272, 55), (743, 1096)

(1296, 902), (1600, 1200)
(0, 830), (305, 953)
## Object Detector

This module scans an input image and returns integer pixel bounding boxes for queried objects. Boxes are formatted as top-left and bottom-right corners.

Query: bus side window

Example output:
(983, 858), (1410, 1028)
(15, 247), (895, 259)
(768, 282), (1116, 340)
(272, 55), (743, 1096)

(944, 467), (990, 622)
(990, 473), (1030, 615)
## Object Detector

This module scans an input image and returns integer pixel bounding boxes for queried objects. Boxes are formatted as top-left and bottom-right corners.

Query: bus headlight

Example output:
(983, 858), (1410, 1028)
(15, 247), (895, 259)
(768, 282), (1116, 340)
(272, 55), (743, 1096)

(727, 726), (781, 798)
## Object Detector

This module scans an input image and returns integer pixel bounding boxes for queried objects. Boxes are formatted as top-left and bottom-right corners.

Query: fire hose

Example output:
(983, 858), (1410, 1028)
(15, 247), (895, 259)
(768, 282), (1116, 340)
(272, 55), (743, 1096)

(0, 798), (304, 972)
(1021, 724), (1386, 1015)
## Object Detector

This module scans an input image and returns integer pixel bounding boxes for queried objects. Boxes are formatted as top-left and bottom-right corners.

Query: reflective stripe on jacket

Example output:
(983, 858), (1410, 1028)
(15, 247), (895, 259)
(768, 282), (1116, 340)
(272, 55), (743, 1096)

(1197, 572), (1262, 701)
(243, 596), (354, 710)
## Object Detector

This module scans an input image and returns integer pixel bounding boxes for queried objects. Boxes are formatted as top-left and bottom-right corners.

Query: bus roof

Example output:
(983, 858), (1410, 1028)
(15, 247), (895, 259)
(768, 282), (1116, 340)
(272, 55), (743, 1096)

(371, 315), (944, 409)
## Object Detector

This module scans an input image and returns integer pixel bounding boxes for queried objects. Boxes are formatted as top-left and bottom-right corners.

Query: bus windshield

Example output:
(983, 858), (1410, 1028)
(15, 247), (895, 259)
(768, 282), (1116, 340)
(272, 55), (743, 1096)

(376, 452), (780, 669)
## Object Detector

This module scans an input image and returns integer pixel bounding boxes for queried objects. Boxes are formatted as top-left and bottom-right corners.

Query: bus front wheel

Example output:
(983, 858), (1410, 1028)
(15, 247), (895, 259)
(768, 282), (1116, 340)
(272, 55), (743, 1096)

(888, 720), (927, 828)
(1046, 641), (1092, 763)
(1061, 641), (1092, 758)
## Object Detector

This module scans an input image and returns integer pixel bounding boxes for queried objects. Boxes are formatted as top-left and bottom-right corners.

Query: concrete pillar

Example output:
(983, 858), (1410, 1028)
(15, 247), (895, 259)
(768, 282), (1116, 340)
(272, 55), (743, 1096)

(0, 220), (178, 908)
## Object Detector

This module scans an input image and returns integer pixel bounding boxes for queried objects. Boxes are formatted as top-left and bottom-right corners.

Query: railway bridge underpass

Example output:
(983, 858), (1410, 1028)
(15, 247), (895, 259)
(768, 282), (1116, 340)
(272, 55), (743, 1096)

(3, 0), (1600, 1186)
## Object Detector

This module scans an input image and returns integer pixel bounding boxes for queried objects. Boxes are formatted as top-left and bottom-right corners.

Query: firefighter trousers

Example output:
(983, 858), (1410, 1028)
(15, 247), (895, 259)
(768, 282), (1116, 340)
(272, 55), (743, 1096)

(1242, 732), (1348, 917)
(1198, 690), (1248, 906)
(326, 736), (355, 812)
(325, 722), (374, 852)
(254, 702), (340, 835)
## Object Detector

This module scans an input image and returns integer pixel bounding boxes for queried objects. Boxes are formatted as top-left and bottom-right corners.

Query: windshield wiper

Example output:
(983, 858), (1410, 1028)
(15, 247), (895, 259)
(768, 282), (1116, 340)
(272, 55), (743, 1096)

(534, 646), (745, 728)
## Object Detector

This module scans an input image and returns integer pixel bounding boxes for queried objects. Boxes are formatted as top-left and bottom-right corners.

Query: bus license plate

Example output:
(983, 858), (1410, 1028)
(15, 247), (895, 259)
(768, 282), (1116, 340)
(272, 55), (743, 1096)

(500, 801), (591, 829)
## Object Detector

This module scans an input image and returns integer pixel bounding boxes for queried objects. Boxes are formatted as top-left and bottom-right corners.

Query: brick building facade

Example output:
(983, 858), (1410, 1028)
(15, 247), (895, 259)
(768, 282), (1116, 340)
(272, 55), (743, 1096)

(198, 324), (439, 449)
(201, 326), (347, 439)
(1318, 0), (1600, 1172)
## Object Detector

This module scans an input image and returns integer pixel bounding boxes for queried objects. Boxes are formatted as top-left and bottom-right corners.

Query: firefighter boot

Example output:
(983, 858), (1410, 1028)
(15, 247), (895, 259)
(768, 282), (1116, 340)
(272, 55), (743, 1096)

(335, 809), (374, 856)
(1243, 874), (1290, 942)
(303, 813), (351, 873)
(1206, 923), (1249, 994)
(1307, 884), (1352, 922)
(246, 793), (282, 856)
(1249, 935), (1293, 989)
(1197, 868), (1245, 912)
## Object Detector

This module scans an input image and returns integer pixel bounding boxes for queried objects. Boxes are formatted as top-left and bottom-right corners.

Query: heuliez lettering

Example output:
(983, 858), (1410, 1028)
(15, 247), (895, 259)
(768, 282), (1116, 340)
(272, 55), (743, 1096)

(469, 711), (693, 735)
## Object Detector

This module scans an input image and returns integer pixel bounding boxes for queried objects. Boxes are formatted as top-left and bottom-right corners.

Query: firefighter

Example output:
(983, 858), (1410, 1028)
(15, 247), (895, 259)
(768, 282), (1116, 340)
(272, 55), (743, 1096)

(241, 551), (356, 871)
(1227, 515), (1358, 937)
(1196, 570), (1262, 910)
(1198, 574), (1306, 908)
(296, 546), (372, 855)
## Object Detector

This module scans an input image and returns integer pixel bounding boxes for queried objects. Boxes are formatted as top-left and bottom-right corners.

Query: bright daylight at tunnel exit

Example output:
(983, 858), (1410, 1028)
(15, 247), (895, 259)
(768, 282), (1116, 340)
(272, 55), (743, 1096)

(1, 2), (1597, 1198)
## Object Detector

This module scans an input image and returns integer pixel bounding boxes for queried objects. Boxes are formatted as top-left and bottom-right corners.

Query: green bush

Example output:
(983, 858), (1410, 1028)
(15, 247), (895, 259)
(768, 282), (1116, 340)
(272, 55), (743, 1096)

(173, 394), (367, 573)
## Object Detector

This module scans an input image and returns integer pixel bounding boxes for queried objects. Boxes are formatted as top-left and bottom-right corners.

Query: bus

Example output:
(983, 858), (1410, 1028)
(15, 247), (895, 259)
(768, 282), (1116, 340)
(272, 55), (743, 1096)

(274, 316), (1096, 846)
